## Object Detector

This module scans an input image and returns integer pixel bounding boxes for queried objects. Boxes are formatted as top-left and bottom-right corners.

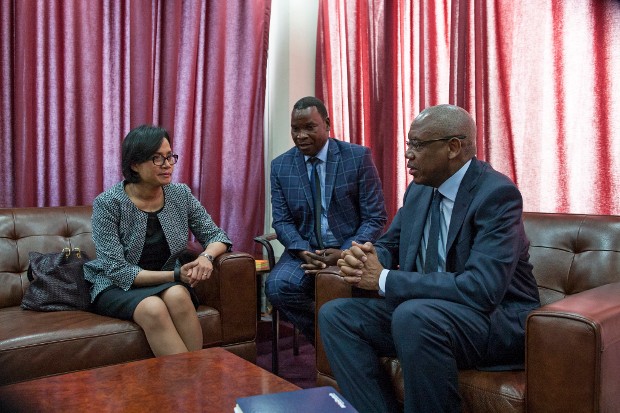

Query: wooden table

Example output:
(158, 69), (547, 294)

(0, 348), (300, 412)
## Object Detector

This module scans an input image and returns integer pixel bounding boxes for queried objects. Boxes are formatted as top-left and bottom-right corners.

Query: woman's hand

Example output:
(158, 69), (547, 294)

(181, 256), (213, 288)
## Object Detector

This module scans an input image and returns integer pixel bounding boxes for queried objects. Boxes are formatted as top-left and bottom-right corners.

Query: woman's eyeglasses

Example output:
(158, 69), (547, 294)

(151, 153), (179, 166)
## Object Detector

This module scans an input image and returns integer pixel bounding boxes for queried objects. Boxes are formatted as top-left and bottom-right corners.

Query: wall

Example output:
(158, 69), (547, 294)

(263, 0), (319, 256)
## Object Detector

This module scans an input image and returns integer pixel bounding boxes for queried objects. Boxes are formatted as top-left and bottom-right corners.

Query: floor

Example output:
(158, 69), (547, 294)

(255, 318), (317, 389)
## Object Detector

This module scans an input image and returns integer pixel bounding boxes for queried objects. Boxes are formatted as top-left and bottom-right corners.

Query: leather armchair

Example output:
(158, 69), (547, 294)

(315, 212), (620, 413)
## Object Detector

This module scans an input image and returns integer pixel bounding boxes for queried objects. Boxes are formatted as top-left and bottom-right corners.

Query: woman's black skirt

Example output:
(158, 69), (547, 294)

(93, 282), (199, 320)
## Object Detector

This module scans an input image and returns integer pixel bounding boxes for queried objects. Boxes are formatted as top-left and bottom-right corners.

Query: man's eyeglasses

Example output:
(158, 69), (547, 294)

(151, 153), (179, 166)
(406, 135), (466, 152)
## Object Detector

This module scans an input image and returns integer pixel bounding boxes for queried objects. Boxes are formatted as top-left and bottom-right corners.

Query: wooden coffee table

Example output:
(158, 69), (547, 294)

(0, 347), (300, 412)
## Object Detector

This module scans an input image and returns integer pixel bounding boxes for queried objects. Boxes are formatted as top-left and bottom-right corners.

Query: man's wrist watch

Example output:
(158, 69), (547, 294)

(199, 252), (215, 262)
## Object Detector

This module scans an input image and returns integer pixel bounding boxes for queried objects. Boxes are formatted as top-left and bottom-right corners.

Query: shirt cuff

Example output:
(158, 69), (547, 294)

(378, 269), (390, 297)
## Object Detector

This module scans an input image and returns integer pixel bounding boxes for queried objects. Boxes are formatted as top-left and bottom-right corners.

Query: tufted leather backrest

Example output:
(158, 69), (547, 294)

(0, 206), (94, 309)
(523, 212), (620, 306)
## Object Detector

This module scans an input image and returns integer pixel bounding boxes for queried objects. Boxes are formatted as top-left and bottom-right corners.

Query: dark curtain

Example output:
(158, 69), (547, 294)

(0, 0), (271, 253)
(316, 0), (620, 218)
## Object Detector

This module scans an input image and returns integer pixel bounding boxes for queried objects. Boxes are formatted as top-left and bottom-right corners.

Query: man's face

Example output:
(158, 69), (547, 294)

(291, 106), (330, 156)
(405, 116), (453, 188)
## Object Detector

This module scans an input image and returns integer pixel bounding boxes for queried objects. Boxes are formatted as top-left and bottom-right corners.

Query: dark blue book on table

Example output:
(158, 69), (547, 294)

(234, 386), (359, 412)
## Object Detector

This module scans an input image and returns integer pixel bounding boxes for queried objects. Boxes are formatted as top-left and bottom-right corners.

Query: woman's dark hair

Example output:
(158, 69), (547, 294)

(121, 124), (170, 183)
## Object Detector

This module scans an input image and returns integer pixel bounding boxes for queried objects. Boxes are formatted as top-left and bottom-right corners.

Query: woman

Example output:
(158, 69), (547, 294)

(83, 124), (231, 356)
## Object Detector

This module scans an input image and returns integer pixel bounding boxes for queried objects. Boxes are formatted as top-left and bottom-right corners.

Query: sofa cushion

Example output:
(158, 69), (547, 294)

(524, 213), (620, 306)
(458, 370), (526, 413)
(0, 305), (222, 386)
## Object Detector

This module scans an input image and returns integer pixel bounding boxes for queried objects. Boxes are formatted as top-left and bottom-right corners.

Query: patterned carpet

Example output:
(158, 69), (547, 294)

(255, 319), (317, 389)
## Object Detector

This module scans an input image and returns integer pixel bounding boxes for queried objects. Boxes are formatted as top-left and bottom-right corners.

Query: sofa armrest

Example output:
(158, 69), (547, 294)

(193, 252), (256, 345)
(316, 267), (354, 307)
(526, 281), (620, 413)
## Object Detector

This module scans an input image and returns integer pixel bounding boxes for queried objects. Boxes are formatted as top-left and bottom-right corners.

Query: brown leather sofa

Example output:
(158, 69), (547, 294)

(315, 212), (620, 413)
(0, 206), (257, 386)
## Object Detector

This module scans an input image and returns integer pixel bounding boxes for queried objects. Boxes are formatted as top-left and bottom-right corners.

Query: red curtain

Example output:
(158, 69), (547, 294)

(316, 0), (620, 218)
(0, 0), (271, 253)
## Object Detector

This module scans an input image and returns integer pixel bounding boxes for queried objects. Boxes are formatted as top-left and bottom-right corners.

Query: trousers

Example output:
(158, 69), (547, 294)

(318, 297), (491, 413)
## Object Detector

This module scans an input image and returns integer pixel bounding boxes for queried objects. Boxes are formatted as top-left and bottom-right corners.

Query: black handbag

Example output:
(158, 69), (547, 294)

(21, 247), (93, 311)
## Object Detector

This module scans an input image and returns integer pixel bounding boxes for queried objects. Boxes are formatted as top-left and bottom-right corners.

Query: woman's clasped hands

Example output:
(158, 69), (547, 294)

(180, 255), (214, 288)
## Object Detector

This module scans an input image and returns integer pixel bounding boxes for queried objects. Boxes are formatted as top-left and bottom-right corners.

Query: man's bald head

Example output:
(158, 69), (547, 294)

(406, 104), (477, 187)
(413, 104), (477, 159)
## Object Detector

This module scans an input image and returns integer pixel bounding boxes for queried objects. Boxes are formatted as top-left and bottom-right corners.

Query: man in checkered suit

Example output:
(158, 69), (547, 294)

(266, 96), (387, 344)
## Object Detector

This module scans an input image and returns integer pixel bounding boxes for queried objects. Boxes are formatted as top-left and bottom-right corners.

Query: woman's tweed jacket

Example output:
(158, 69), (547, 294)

(83, 182), (232, 302)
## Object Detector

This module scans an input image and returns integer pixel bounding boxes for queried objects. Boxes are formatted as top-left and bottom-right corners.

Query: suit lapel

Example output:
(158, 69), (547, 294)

(324, 139), (339, 210)
(403, 185), (433, 271)
(445, 158), (483, 253)
(295, 151), (314, 208)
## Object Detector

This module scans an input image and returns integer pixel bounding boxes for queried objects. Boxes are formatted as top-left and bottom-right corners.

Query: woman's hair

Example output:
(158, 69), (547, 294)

(121, 124), (170, 183)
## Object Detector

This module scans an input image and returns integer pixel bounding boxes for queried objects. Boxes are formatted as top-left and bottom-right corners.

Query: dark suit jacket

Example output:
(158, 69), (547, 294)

(376, 158), (540, 368)
(271, 138), (387, 252)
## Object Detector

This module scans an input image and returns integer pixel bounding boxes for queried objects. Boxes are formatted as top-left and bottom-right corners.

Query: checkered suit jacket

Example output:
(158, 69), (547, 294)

(270, 138), (387, 252)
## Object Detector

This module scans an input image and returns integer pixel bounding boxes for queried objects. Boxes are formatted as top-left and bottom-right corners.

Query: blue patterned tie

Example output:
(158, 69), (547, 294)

(424, 190), (442, 273)
(309, 157), (324, 249)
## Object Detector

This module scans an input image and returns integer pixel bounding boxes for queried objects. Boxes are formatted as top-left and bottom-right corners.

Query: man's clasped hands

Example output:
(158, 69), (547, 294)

(300, 241), (382, 291)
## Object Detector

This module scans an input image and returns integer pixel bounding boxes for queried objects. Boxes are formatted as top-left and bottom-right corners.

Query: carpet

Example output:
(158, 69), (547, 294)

(256, 319), (317, 389)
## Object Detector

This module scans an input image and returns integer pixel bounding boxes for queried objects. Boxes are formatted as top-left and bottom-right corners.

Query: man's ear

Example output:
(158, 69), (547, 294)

(447, 138), (462, 160)
(325, 116), (331, 131)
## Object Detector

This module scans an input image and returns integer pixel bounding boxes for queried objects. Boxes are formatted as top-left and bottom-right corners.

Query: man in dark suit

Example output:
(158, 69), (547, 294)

(319, 104), (540, 412)
(266, 96), (387, 344)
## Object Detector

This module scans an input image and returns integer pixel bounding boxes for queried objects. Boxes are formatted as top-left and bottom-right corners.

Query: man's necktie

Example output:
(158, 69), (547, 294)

(424, 189), (443, 273)
(309, 157), (324, 249)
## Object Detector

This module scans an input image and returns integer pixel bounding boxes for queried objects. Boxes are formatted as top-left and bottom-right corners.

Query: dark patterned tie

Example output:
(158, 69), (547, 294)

(424, 189), (443, 273)
(309, 157), (324, 249)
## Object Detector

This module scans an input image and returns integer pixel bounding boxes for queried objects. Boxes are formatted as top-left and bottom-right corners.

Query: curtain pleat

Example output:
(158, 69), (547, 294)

(316, 0), (620, 217)
(1, 0), (271, 253)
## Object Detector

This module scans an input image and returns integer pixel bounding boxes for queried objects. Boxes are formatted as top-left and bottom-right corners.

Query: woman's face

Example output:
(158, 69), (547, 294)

(131, 138), (174, 187)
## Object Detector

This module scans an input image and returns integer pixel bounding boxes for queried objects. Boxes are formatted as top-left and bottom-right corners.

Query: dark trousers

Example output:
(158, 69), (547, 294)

(318, 298), (490, 413)
(265, 252), (316, 343)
